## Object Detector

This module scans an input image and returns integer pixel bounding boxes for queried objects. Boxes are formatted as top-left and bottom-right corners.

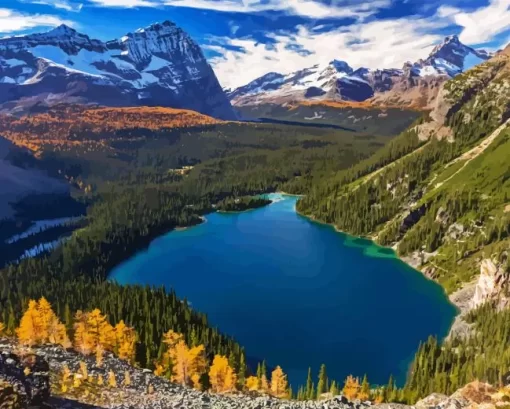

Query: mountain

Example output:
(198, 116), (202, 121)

(0, 22), (236, 119)
(0, 136), (68, 220)
(298, 43), (510, 303)
(228, 35), (493, 109)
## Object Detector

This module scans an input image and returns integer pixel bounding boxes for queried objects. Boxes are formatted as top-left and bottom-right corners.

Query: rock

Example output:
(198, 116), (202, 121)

(400, 205), (427, 234)
(0, 350), (50, 408)
(0, 379), (22, 409)
(416, 393), (449, 409)
(471, 259), (510, 309)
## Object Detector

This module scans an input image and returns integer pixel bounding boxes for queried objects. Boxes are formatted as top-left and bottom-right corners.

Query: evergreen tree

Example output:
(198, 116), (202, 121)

(317, 364), (328, 399)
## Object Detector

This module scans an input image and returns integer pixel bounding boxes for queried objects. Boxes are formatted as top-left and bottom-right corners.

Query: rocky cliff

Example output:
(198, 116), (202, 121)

(0, 22), (236, 120)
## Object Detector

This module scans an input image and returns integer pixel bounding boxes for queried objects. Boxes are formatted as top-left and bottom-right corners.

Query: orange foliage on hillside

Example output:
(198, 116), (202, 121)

(0, 105), (224, 151)
(293, 100), (422, 111)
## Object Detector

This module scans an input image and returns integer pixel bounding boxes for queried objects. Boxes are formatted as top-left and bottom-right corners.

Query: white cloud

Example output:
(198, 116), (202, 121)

(438, 0), (510, 45)
(24, 0), (84, 12)
(209, 18), (446, 89)
(0, 8), (74, 33)
(88, 0), (160, 6)
(163, 0), (391, 20)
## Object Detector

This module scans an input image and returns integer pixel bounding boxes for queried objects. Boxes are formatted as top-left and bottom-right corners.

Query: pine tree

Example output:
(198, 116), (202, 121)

(317, 364), (328, 399)
(359, 374), (370, 401)
(385, 375), (395, 402)
(305, 367), (313, 399)
(270, 366), (289, 398)
(330, 380), (338, 396)
(237, 352), (246, 389)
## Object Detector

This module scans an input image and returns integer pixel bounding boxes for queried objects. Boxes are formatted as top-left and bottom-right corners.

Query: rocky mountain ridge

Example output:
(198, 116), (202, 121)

(0, 21), (236, 119)
(228, 35), (493, 110)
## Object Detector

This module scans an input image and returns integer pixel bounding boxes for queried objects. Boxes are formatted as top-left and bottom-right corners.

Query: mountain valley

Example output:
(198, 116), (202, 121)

(0, 12), (509, 409)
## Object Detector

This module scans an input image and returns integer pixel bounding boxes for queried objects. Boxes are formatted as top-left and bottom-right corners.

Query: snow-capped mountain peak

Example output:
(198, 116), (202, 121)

(414, 34), (489, 77)
(0, 21), (235, 119)
(330, 59), (353, 74)
(228, 34), (493, 108)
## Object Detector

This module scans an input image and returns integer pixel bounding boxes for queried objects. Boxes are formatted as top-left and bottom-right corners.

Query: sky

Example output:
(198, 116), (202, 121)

(0, 0), (509, 89)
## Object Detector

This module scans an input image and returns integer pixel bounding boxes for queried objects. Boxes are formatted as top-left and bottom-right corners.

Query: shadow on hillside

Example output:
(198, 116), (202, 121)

(49, 396), (103, 408)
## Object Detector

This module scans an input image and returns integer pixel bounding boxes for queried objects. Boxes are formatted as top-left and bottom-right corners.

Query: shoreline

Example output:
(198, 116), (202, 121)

(294, 204), (462, 338)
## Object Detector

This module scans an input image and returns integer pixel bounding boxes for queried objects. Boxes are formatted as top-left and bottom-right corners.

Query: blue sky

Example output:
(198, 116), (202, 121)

(1, 0), (509, 88)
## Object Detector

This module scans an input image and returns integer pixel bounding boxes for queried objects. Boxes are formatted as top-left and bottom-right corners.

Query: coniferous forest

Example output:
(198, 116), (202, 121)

(1, 47), (509, 405)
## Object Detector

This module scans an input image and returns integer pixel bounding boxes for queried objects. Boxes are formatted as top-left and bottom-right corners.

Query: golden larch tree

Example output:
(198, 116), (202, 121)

(73, 309), (115, 355)
(245, 376), (259, 391)
(209, 355), (237, 394)
(114, 320), (137, 363)
(157, 329), (207, 389)
(187, 345), (207, 390)
(38, 297), (70, 347)
(108, 370), (117, 388)
(16, 300), (42, 346)
(270, 366), (289, 398)
(343, 375), (361, 400)
(73, 311), (95, 355)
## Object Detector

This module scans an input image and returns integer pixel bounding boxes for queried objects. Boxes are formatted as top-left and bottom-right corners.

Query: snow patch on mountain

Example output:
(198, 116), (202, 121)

(0, 21), (236, 119)
(228, 35), (492, 108)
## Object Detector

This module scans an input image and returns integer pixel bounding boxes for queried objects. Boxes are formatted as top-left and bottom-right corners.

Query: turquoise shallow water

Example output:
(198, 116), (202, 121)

(110, 193), (456, 387)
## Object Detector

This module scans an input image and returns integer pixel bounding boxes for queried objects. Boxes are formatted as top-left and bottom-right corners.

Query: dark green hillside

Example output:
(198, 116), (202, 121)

(236, 103), (420, 136)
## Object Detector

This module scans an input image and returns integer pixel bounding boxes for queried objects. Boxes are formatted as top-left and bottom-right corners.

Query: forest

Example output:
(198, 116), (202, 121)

(0, 108), (400, 398)
(1, 65), (509, 405)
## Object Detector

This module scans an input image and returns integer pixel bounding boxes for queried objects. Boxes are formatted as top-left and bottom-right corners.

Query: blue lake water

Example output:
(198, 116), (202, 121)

(110, 193), (456, 387)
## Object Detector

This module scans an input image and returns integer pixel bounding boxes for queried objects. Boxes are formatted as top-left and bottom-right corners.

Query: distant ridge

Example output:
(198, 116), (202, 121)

(228, 35), (493, 110)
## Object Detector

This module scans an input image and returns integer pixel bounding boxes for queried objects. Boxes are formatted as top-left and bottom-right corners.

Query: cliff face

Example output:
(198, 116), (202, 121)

(0, 22), (236, 119)
(471, 259), (510, 310)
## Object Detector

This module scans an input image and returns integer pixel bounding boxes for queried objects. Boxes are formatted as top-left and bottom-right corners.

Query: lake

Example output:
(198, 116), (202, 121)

(110, 193), (456, 387)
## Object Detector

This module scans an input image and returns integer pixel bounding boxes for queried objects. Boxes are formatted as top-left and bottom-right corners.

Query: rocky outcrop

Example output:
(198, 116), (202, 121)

(0, 349), (50, 407)
(471, 259), (510, 310)
(0, 22), (236, 119)
(0, 380), (22, 409)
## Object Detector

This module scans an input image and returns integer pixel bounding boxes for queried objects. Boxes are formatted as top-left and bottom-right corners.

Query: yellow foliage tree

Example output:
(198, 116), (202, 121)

(343, 375), (361, 401)
(156, 330), (207, 390)
(209, 355), (237, 394)
(270, 366), (289, 398)
(245, 376), (259, 391)
(114, 320), (137, 363)
(16, 300), (42, 346)
(0, 321), (5, 335)
(73, 309), (115, 355)
(108, 370), (117, 388)
(17, 298), (70, 347)
(96, 345), (104, 367)
(61, 365), (71, 393)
